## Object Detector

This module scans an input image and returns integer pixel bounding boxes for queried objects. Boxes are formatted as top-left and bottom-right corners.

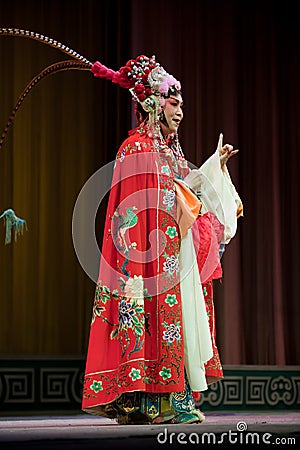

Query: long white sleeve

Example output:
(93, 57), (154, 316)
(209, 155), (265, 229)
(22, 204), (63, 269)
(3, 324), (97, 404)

(184, 135), (243, 244)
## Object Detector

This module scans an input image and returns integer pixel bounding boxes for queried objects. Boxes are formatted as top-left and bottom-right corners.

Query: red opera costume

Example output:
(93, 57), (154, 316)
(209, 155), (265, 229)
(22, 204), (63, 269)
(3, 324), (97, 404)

(82, 124), (242, 419)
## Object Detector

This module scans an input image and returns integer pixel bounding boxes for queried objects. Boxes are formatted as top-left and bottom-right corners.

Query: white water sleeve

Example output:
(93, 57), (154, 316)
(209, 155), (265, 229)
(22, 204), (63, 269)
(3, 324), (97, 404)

(179, 228), (213, 391)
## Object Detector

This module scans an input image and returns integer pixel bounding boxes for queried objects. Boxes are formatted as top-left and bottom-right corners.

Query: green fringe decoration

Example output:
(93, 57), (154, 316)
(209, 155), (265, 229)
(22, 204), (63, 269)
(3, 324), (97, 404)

(0, 209), (27, 244)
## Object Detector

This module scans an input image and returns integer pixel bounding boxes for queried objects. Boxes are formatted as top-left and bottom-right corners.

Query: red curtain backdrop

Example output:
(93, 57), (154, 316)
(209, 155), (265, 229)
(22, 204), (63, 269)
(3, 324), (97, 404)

(0, 0), (299, 365)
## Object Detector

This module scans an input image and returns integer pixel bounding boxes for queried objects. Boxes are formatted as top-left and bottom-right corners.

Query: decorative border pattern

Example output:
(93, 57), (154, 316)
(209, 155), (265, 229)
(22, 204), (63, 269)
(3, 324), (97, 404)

(1, 368), (35, 404)
(40, 368), (82, 404)
(0, 359), (83, 413)
(0, 360), (299, 413)
(199, 367), (300, 410)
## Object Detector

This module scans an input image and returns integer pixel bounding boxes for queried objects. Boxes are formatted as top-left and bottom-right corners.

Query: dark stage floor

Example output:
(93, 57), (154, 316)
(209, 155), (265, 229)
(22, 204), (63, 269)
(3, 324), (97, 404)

(0, 411), (299, 449)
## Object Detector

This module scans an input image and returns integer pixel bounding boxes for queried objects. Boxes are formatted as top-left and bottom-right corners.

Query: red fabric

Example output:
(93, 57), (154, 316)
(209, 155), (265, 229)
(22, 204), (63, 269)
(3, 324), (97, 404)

(192, 392), (201, 402)
(82, 127), (189, 410)
(193, 212), (224, 284)
(204, 281), (224, 381)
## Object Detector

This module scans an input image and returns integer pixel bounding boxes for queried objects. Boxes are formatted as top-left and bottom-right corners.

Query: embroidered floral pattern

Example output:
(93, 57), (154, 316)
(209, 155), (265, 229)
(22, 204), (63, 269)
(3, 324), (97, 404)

(163, 189), (175, 208)
(164, 294), (178, 307)
(91, 303), (106, 324)
(163, 255), (179, 275)
(162, 322), (181, 344)
(118, 299), (135, 329)
(83, 357), (182, 403)
(159, 366), (172, 380)
(165, 226), (178, 239)
(124, 275), (144, 301)
(91, 283), (119, 324)
(90, 380), (103, 393)
(95, 284), (112, 303)
(161, 165), (171, 175)
(171, 390), (195, 412)
(100, 276), (146, 358)
(113, 297), (145, 354)
(129, 368), (142, 381)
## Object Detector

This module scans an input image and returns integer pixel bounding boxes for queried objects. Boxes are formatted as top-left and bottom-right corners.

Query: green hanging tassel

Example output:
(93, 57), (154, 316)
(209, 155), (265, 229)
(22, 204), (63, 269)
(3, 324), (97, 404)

(0, 209), (27, 244)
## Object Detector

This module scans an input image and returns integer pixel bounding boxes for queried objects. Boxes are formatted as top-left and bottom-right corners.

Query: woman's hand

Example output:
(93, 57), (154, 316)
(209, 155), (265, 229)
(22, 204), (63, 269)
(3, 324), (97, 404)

(217, 133), (239, 169)
(219, 144), (239, 168)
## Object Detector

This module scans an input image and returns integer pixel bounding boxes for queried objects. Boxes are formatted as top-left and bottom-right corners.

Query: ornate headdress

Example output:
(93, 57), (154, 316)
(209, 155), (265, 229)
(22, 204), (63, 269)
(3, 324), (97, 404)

(91, 55), (181, 123)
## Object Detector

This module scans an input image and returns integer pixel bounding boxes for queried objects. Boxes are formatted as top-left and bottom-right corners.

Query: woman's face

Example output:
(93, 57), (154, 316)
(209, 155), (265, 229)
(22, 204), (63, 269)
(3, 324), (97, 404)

(160, 93), (184, 136)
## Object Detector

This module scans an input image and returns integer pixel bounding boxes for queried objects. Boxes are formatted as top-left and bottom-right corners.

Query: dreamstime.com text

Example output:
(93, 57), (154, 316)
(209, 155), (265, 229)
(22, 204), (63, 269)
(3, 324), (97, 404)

(156, 422), (296, 445)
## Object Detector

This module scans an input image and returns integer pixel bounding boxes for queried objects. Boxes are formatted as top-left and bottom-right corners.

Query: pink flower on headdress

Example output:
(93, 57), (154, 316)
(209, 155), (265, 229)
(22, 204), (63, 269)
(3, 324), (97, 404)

(166, 74), (179, 86)
(157, 74), (181, 95)
(158, 80), (169, 95)
(166, 74), (181, 91)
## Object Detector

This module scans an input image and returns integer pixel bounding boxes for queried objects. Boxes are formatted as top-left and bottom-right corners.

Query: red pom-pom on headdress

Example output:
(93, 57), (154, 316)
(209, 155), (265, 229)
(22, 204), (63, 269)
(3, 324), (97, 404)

(91, 61), (132, 89)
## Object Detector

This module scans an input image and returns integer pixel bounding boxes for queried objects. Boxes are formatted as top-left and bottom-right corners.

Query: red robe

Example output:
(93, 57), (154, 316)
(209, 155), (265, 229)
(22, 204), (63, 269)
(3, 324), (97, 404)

(82, 126), (223, 413)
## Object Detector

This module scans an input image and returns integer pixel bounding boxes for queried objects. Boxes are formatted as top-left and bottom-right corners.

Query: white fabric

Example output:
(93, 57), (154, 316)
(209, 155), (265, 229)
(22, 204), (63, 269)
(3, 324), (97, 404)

(183, 168), (203, 192)
(179, 228), (213, 391)
(184, 144), (243, 244)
